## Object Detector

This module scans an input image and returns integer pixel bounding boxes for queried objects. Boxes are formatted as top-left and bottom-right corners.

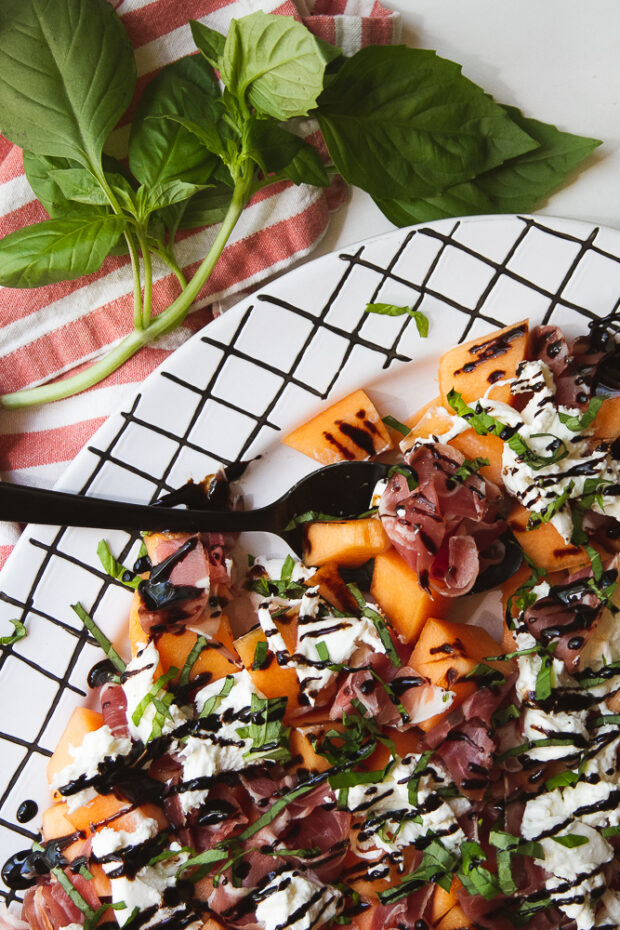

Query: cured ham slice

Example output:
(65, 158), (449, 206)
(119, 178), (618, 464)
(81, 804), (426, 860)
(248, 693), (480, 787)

(99, 682), (129, 739)
(379, 444), (505, 596)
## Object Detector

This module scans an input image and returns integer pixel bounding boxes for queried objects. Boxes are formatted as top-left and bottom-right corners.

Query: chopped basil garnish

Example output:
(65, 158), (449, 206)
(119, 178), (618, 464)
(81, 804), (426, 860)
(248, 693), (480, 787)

(545, 770), (579, 790)
(97, 539), (141, 589)
(200, 674), (235, 719)
(382, 414), (410, 437)
(178, 635), (207, 687)
(527, 481), (574, 530)
(252, 639), (270, 671)
(450, 456), (490, 485)
(347, 583), (401, 667)
(465, 662), (506, 687)
(284, 508), (378, 531)
(132, 667), (178, 727)
(458, 841), (500, 901)
(407, 750), (432, 806)
(237, 694), (291, 764)
(365, 303), (428, 337)
(378, 840), (457, 904)
(0, 618), (26, 647)
(387, 463), (418, 491)
(551, 834), (589, 848)
(557, 397), (603, 431)
(71, 602), (126, 672)
(447, 391), (569, 470)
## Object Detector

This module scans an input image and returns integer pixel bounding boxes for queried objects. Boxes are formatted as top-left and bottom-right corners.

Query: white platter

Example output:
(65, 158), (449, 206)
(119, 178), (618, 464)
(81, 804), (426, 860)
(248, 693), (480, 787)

(1, 214), (620, 900)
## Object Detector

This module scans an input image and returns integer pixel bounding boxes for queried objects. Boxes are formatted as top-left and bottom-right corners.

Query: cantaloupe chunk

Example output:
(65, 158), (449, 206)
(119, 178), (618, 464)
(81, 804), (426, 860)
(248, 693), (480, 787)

(42, 803), (79, 843)
(65, 794), (132, 833)
(432, 878), (463, 923)
(507, 501), (591, 573)
(409, 618), (512, 732)
(439, 319), (529, 408)
(400, 405), (456, 451)
(155, 617), (239, 685)
(47, 707), (104, 792)
(290, 726), (332, 774)
(437, 903), (471, 930)
(282, 389), (393, 465)
(304, 563), (359, 614)
(234, 626), (301, 718)
(129, 591), (148, 656)
(371, 549), (449, 644)
(450, 429), (504, 487)
(304, 518), (390, 568)
(593, 396), (620, 439)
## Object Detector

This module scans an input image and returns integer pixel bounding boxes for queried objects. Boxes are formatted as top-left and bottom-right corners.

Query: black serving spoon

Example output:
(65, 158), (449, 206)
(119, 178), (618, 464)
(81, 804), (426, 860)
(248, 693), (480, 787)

(0, 461), (390, 558)
(0, 460), (521, 587)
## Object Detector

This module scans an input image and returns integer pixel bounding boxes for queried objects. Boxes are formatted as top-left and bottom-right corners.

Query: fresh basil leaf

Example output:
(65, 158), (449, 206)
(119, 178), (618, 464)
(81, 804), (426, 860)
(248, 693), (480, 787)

(545, 770), (579, 790)
(527, 481), (575, 529)
(0, 215), (126, 287)
(144, 179), (210, 214)
(0, 619), (26, 647)
(161, 184), (233, 233)
(387, 464), (418, 491)
(178, 635), (207, 688)
(245, 118), (329, 187)
(23, 153), (104, 219)
(552, 834), (589, 848)
(129, 56), (221, 191)
(535, 650), (554, 701)
(48, 168), (132, 207)
(382, 415), (410, 437)
(252, 640), (270, 671)
(221, 12), (333, 121)
(97, 540), (141, 590)
(190, 19), (226, 69)
(375, 106), (601, 224)
(317, 47), (536, 202)
(199, 674), (235, 719)
(558, 397), (603, 432)
(365, 303), (429, 337)
(451, 457), (490, 485)
(0, 0), (135, 171)
(71, 602), (125, 672)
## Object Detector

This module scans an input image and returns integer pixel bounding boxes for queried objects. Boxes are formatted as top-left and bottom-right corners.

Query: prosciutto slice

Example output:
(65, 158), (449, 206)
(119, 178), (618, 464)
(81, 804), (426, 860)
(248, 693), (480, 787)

(522, 569), (613, 673)
(138, 533), (232, 634)
(379, 444), (505, 596)
(99, 682), (129, 739)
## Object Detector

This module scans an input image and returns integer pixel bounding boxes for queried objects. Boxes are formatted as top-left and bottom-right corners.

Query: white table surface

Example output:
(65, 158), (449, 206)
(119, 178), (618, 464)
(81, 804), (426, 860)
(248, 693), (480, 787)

(317, 0), (620, 257)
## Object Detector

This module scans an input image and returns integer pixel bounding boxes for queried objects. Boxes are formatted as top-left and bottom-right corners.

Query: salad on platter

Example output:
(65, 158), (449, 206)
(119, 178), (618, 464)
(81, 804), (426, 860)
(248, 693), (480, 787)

(4, 314), (620, 930)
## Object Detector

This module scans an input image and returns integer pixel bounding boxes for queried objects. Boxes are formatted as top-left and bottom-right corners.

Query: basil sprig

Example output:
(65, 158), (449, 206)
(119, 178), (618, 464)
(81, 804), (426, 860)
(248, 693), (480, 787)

(0, 2), (600, 410)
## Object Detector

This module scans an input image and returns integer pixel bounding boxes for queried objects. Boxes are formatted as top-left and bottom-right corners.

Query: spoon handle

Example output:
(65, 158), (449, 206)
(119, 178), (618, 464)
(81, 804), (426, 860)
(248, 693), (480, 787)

(0, 481), (271, 535)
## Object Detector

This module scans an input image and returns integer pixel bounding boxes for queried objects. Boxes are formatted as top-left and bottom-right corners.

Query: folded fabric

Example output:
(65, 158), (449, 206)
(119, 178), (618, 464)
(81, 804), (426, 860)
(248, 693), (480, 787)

(0, 0), (400, 571)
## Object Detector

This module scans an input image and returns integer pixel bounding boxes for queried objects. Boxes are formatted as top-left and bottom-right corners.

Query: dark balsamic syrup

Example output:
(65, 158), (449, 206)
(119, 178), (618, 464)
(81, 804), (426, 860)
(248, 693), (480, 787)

(16, 799), (37, 824)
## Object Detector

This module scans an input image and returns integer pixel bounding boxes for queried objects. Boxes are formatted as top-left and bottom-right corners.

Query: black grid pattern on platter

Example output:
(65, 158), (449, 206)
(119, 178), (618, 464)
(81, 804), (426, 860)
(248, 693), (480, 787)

(1, 215), (620, 902)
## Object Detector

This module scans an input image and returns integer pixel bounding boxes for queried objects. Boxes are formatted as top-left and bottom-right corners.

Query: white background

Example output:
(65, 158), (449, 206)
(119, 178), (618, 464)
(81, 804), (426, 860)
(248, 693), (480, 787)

(318, 0), (620, 255)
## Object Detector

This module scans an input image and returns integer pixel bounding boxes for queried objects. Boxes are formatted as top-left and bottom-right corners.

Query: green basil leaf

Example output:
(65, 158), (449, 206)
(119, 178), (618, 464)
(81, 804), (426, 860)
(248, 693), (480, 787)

(71, 602), (125, 673)
(316, 47), (536, 202)
(545, 770), (579, 790)
(22, 153), (103, 219)
(190, 19), (226, 69)
(365, 303), (429, 337)
(48, 168), (132, 207)
(0, 0), (135, 170)
(0, 215), (126, 287)
(221, 12), (333, 120)
(375, 105), (601, 224)
(382, 415), (410, 437)
(145, 179), (210, 213)
(159, 184), (233, 233)
(552, 834), (590, 848)
(245, 118), (329, 187)
(97, 540), (141, 590)
(558, 396), (603, 432)
(0, 619), (27, 647)
(129, 56), (221, 190)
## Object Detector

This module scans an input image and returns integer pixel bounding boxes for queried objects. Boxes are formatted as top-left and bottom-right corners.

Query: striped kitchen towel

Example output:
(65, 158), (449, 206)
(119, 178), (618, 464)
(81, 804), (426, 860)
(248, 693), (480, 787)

(0, 0), (400, 569)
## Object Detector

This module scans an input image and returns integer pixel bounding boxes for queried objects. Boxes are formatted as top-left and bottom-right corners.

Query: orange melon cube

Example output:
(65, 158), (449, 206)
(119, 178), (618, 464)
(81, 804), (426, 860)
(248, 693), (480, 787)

(439, 319), (529, 408)
(234, 626), (301, 719)
(371, 548), (449, 644)
(282, 389), (393, 465)
(507, 501), (591, 573)
(303, 518), (390, 568)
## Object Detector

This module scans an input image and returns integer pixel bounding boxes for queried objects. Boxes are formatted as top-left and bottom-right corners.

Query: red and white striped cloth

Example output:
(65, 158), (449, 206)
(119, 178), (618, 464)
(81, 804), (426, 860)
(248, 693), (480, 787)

(0, 0), (400, 570)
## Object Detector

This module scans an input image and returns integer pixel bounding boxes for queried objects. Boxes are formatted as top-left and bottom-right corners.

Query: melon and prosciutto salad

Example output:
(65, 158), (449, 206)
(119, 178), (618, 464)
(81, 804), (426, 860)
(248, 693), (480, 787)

(6, 315), (620, 930)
